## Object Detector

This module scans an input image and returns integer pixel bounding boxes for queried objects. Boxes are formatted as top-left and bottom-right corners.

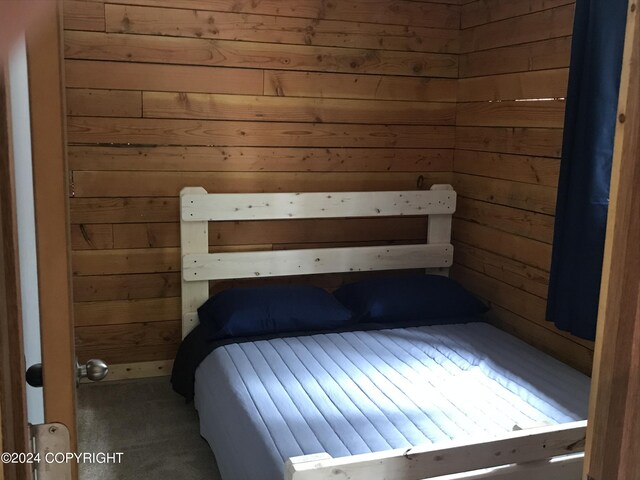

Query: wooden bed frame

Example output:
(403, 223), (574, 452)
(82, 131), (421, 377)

(179, 185), (587, 480)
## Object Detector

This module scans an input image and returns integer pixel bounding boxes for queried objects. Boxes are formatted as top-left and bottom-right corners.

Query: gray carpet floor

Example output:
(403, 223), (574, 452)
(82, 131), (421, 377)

(77, 377), (222, 480)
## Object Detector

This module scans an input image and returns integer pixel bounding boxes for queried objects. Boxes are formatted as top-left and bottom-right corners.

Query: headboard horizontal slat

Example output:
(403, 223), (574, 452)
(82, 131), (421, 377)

(183, 244), (452, 282)
(182, 190), (455, 222)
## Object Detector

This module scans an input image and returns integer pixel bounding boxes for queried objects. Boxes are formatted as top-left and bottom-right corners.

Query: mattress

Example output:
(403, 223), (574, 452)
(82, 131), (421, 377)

(193, 322), (590, 480)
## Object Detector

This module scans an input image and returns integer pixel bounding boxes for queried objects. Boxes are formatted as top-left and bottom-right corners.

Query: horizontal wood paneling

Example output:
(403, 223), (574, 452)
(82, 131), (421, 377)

(456, 126), (563, 157)
(76, 343), (179, 364)
(63, 0), (105, 31)
(460, 4), (575, 53)
(458, 68), (569, 102)
(65, 60), (265, 95)
(69, 197), (179, 224)
(456, 197), (554, 243)
(454, 173), (557, 215)
(263, 71), (458, 102)
(460, 37), (572, 78)
(64, 1), (460, 364)
(141, 91), (456, 125)
(453, 241), (549, 298)
(68, 146), (453, 172)
(456, 100), (565, 128)
(454, 150), (559, 186)
(65, 31), (458, 78)
(75, 297), (180, 326)
(453, 219), (552, 271)
(105, 4), (460, 53)
(67, 117), (455, 147)
(461, 0), (574, 29)
(66, 88), (142, 117)
(80, 0), (461, 29)
(73, 273), (181, 302)
(454, 0), (591, 373)
(71, 171), (451, 197)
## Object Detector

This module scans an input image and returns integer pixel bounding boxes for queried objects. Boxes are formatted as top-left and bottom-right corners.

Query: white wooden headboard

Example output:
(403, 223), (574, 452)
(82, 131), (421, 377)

(180, 185), (456, 338)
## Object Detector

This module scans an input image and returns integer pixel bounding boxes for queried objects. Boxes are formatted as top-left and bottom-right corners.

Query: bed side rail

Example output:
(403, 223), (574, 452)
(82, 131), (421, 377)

(284, 420), (586, 480)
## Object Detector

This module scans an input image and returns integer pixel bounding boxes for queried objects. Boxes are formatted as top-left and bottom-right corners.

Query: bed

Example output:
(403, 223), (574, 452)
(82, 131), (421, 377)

(173, 185), (590, 480)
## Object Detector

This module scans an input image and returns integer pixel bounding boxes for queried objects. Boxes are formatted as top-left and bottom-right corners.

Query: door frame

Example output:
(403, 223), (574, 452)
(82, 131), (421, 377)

(25, 2), (77, 453)
(0, 63), (31, 480)
(584, 2), (640, 478)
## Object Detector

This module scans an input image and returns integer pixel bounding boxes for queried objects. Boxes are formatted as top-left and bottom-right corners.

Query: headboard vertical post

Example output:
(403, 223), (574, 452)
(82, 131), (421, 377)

(427, 184), (455, 277)
(180, 187), (210, 338)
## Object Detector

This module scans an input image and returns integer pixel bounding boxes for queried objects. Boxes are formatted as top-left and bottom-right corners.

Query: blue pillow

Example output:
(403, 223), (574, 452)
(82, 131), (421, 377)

(198, 284), (353, 338)
(333, 275), (488, 324)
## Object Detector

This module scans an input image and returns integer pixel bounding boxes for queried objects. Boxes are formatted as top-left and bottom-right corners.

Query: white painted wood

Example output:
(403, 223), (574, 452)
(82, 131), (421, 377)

(284, 421), (586, 480)
(427, 184), (454, 277)
(183, 244), (452, 281)
(180, 187), (209, 338)
(182, 190), (456, 221)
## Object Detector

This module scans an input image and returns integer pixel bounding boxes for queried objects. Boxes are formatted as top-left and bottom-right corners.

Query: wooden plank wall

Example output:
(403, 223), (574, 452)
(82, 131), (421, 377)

(452, 0), (594, 374)
(62, 0), (460, 366)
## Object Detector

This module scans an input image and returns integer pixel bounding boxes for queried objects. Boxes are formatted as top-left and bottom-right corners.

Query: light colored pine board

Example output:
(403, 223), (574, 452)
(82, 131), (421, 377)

(183, 244), (453, 281)
(454, 173), (557, 215)
(458, 68), (569, 102)
(427, 184), (454, 242)
(63, 0), (105, 31)
(142, 92), (456, 125)
(71, 171), (451, 197)
(460, 37), (572, 78)
(69, 197), (179, 225)
(456, 100), (566, 128)
(76, 343), (179, 364)
(65, 60), (264, 95)
(286, 421), (586, 480)
(73, 273), (181, 302)
(67, 146), (454, 172)
(74, 297), (180, 327)
(182, 189), (455, 221)
(455, 196), (554, 243)
(179, 186), (210, 337)
(112, 217), (428, 249)
(453, 240), (549, 298)
(67, 117), (456, 148)
(455, 126), (563, 157)
(64, 31), (459, 78)
(66, 88), (142, 118)
(462, 0), (575, 29)
(264, 71), (457, 102)
(70, 224), (114, 250)
(79, 0), (461, 29)
(73, 248), (181, 276)
(488, 305), (593, 375)
(453, 150), (560, 187)
(80, 360), (173, 382)
(460, 4), (575, 53)
(105, 4), (460, 54)
(452, 219), (552, 271)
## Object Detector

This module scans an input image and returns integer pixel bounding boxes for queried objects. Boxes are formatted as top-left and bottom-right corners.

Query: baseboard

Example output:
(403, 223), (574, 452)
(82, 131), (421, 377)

(80, 360), (173, 383)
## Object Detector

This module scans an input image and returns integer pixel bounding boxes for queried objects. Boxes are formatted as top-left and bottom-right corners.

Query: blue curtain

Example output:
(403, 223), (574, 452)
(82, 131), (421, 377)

(547, 0), (628, 340)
